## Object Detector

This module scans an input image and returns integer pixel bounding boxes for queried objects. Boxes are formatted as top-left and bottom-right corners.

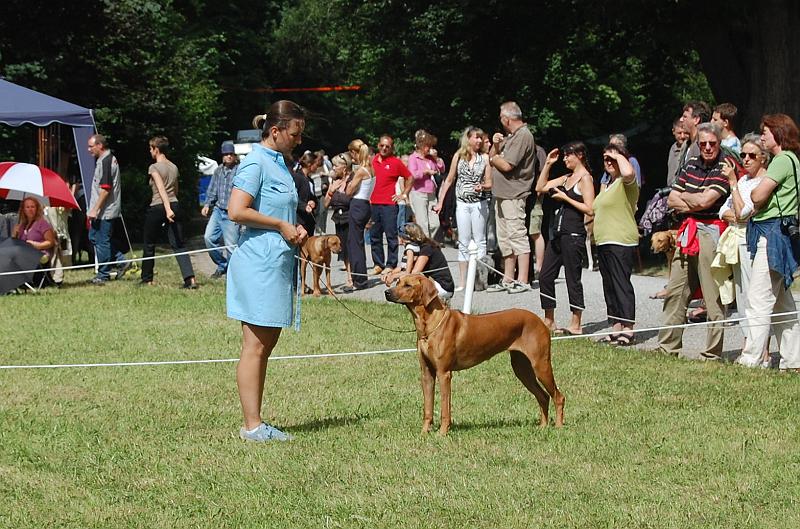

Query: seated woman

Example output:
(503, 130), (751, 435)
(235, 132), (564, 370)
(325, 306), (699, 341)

(12, 197), (57, 286)
(383, 222), (454, 300)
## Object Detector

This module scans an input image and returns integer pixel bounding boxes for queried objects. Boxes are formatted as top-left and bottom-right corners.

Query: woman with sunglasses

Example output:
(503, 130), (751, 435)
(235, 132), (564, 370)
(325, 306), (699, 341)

(535, 141), (595, 335)
(743, 114), (800, 372)
(719, 134), (769, 366)
(592, 144), (639, 345)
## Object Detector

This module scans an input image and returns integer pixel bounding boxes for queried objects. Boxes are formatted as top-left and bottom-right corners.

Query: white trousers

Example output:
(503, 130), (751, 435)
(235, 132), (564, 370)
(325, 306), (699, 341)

(733, 239), (755, 343)
(455, 200), (488, 261)
(740, 237), (800, 368)
(409, 190), (439, 239)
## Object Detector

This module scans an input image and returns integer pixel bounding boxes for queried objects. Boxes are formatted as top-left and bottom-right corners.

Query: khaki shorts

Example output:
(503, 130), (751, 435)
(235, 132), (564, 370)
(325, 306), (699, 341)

(528, 212), (543, 235)
(495, 197), (530, 257)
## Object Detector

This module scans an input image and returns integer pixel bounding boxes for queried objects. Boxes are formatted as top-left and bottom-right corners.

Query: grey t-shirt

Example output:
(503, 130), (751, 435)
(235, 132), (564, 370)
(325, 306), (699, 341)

(148, 160), (179, 206)
(491, 125), (536, 200)
(89, 150), (121, 219)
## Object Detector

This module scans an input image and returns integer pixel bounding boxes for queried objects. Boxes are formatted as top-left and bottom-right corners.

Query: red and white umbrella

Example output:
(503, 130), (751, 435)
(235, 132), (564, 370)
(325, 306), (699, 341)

(0, 162), (80, 209)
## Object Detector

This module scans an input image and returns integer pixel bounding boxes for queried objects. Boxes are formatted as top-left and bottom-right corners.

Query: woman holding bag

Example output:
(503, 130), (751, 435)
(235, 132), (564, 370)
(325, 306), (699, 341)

(325, 153), (354, 288)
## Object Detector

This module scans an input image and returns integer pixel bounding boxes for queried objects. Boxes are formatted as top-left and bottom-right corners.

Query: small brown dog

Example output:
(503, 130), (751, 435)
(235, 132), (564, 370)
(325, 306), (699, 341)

(300, 235), (342, 296)
(385, 274), (565, 435)
(651, 230), (677, 274)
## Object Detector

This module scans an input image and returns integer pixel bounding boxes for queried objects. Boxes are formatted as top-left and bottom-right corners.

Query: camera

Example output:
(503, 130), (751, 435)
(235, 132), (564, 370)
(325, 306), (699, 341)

(781, 216), (800, 240)
(657, 187), (672, 198)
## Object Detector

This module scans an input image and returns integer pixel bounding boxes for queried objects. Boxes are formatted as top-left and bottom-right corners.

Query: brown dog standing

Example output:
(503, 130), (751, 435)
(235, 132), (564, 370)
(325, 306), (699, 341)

(385, 274), (565, 435)
(650, 230), (677, 275)
(300, 235), (342, 296)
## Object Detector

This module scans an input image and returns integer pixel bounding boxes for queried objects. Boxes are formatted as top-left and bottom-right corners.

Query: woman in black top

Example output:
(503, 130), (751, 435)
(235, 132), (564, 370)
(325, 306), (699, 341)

(383, 222), (454, 300)
(293, 152), (320, 235)
(535, 141), (595, 335)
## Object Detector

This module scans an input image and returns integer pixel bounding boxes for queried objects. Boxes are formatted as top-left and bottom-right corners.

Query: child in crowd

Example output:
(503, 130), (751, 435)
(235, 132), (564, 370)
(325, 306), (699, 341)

(383, 222), (454, 300)
(712, 103), (741, 155)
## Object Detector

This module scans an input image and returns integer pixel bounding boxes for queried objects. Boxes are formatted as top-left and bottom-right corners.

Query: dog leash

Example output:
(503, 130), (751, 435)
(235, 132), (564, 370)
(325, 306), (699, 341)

(294, 256), (416, 333)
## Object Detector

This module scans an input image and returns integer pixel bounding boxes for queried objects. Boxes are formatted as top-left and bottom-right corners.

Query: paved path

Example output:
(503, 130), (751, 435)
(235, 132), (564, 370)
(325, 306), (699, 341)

(192, 241), (770, 361)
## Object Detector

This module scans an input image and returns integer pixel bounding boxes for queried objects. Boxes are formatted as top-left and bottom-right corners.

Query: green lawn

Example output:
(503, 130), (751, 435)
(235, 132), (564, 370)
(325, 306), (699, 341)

(1, 258), (799, 528)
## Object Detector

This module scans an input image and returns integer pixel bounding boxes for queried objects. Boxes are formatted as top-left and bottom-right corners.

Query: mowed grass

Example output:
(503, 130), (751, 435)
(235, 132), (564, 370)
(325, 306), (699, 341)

(2, 256), (800, 528)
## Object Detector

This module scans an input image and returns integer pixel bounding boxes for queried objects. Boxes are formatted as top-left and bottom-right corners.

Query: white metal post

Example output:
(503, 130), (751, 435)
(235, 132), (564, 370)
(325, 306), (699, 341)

(462, 240), (479, 314)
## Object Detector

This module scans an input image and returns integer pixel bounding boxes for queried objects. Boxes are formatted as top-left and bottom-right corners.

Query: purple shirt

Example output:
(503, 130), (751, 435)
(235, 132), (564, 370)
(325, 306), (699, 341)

(407, 151), (444, 194)
(18, 217), (53, 258)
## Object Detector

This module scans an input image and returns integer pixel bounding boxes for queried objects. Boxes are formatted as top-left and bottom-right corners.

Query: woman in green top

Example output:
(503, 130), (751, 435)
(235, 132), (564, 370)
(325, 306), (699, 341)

(743, 114), (800, 371)
(593, 144), (639, 345)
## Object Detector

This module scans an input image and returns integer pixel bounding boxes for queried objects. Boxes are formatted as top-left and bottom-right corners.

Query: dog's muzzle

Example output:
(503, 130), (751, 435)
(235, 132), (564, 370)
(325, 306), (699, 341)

(384, 288), (399, 303)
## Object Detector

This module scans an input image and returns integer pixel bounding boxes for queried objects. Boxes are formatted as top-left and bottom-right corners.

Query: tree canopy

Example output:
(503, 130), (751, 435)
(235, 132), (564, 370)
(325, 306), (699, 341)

(1, 0), (797, 222)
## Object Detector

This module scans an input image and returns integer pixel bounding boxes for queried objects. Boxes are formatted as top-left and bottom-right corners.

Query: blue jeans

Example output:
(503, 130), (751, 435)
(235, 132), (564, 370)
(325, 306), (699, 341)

(203, 207), (240, 272)
(89, 218), (126, 280)
(397, 203), (409, 232)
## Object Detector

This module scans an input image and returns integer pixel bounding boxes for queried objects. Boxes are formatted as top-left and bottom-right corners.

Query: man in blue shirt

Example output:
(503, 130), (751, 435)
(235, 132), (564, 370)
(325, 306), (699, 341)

(201, 141), (240, 277)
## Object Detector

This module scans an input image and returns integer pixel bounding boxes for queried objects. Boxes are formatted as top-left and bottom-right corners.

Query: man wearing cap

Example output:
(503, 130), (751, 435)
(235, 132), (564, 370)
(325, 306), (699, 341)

(201, 142), (239, 277)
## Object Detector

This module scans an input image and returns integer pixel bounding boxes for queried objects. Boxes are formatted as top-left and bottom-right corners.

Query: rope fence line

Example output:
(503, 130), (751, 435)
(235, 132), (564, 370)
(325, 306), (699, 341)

(3, 311), (799, 371)
(0, 244), (237, 277)
(0, 348), (417, 370)
(4, 235), (798, 370)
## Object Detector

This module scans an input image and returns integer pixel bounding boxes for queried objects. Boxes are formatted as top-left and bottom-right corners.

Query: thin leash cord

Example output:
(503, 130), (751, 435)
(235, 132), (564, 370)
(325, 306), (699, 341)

(295, 255), (416, 333)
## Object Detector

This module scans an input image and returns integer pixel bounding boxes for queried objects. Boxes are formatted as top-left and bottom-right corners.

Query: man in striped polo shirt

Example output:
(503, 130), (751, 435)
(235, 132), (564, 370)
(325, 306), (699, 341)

(659, 122), (732, 359)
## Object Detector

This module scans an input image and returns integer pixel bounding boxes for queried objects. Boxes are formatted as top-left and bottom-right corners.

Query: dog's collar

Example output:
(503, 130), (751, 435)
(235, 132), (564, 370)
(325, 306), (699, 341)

(419, 309), (449, 340)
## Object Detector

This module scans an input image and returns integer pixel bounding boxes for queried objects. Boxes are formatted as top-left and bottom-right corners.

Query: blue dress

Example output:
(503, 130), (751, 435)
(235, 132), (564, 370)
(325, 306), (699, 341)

(227, 144), (299, 327)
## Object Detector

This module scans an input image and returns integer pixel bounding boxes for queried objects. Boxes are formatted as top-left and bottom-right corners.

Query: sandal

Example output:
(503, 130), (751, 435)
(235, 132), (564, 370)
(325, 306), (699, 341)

(595, 334), (618, 344)
(612, 333), (635, 346)
(554, 328), (583, 336)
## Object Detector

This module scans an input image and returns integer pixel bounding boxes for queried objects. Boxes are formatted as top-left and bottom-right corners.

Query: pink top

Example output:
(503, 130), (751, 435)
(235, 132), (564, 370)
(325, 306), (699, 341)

(18, 217), (54, 258)
(407, 151), (444, 194)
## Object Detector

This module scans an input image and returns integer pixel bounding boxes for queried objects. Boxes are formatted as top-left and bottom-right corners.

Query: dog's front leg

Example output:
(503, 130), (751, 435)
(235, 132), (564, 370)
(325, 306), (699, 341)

(419, 353), (435, 433)
(325, 264), (333, 295)
(312, 263), (322, 297)
(438, 370), (452, 435)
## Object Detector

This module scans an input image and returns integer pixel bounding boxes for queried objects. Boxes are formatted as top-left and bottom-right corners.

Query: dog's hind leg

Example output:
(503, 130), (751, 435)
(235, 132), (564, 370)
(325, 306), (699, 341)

(510, 350), (551, 427)
(529, 353), (565, 428)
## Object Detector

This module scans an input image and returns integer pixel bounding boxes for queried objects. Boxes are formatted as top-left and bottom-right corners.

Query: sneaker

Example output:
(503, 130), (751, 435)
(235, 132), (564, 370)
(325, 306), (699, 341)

(735, 355), (757, 368)
(486, 282), (511, 293)
(454, 286), (465, 292)
(371, 265), (384, 275)
(506, 283), (531, 294)
(88, 277), (108, 285)
(239, 422), (294, 442)
(115, 261), (132, 280)
(210, 269), (226, 279)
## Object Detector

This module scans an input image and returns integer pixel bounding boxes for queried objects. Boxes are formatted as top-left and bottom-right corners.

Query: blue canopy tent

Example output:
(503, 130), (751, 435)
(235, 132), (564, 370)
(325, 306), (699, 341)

(0, 79), (97, 208)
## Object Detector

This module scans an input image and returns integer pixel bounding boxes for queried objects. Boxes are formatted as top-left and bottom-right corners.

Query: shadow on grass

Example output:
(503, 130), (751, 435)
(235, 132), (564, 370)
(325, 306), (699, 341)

(290, 414), (371, 432)
(448, 417), (533, 432)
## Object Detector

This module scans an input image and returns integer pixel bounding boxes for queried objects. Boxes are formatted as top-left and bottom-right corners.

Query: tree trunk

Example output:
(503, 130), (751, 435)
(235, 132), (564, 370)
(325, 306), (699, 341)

(694, 0), (800, 132)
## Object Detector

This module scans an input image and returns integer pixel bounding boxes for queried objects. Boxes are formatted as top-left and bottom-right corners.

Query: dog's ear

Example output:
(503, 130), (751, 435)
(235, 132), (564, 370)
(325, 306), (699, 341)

(419, 276), (439, 308)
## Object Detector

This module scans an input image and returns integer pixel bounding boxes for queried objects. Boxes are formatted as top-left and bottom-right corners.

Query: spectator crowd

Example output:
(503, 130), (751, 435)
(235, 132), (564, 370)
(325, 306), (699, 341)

(4, 99), (800, 374)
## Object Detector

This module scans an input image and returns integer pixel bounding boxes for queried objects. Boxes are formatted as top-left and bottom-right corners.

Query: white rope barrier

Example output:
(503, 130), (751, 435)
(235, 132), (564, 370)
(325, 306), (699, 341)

(2, 311), (798, 370)
(0, 244), (237, 277)
(0, 348), (417, 370)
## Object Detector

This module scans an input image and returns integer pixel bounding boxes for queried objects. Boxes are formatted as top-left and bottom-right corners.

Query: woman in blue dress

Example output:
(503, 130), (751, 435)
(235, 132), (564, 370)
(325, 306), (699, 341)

(227, 100), (308, 442)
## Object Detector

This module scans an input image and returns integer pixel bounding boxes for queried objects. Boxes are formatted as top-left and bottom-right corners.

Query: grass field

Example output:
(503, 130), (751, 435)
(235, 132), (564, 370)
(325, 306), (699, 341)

(1, 258), (799, 528)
